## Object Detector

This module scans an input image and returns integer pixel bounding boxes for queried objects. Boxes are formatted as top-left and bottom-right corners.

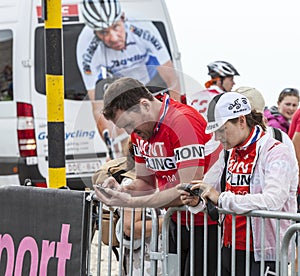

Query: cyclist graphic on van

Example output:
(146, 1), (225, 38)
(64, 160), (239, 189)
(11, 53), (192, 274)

(0, 0), (183, 189)
(76, 0), (181, 158)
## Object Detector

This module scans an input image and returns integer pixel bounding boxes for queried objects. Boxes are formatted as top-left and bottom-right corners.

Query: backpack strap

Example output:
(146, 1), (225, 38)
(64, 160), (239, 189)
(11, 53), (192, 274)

(220, 150), (229, 192)
(272, 127), (283, 142)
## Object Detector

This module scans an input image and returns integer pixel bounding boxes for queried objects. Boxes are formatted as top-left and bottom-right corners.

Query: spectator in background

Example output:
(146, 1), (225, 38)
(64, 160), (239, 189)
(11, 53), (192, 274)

(189, 60), (240, 118)
(236, 86), (296, 153)
(188, 61), (240, 170)
(77, 0), (181, 157)
(264, 88), (299, 133)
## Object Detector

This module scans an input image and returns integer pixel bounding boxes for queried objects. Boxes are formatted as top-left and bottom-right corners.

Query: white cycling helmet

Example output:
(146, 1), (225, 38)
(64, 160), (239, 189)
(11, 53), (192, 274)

(81, 0), (123, 30)
(115, 219), (142, 250)
(207, 61), (240, 78)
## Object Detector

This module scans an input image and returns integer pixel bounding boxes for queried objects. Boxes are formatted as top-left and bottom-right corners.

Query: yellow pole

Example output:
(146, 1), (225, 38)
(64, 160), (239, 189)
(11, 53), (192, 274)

(43, 0), (66, 188)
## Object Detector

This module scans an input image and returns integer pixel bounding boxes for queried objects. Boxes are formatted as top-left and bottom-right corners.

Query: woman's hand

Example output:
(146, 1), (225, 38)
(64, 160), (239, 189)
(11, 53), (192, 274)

(176, 184), (201, 207)
(190, 180), (220, 205)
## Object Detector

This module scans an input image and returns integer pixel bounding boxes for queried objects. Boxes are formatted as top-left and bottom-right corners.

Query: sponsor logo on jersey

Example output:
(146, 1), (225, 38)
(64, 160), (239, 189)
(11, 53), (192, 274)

(227, 172), (251, 186)
(129, 24), (162, 50)
(226, 145), (257, 188)
(110, 51), (148, 68)
(174, 144), (205, 162)
(145, 156), (176, 171)
(133, 140), (205, 171)
(82, 36), (101, 75)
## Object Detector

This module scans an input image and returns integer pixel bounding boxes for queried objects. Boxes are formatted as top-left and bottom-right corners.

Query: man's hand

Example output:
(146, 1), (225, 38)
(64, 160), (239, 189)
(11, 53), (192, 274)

(100, 176), (123, 191)
(176, 184), (201, 207)
(93, 185), (132, 207)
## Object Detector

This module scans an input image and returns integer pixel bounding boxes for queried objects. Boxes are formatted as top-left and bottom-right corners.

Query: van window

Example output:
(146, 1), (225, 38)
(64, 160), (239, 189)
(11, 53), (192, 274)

(0, 30), (13, 101)
(34, 21), (171, 101)
(35, 24), (87, 100)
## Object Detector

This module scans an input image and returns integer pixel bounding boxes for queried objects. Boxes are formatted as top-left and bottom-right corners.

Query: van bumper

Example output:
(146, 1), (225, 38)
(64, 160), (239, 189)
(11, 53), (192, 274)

(0, 157), (19, 175)
(0, 157), (93, 190)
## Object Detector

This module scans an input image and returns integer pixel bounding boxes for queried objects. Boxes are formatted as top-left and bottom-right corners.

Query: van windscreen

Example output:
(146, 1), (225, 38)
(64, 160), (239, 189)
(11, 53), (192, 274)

(34, 21), (171, 101)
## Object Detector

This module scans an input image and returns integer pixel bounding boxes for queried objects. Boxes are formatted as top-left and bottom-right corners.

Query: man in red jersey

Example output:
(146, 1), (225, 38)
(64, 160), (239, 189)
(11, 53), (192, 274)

(94, 77), (217, 275)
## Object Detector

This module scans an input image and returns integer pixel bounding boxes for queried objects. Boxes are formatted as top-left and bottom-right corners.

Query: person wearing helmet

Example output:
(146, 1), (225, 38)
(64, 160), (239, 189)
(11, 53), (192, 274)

(188, 61), (240, 174)
(189, 60), (240, 119)
(77, 0), (181, 158)
(206, 60), (239, 92)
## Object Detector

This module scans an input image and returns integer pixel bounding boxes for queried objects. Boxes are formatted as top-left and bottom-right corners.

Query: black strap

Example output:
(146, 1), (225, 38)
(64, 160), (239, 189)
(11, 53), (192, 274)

(220, 150), (229, 192)
(272, 127), (283, 142)
(112, 246), (119, 261)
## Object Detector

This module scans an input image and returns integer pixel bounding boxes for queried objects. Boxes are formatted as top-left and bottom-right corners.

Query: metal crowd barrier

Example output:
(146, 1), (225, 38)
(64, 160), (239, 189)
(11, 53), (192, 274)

(86, 197), (300, 276)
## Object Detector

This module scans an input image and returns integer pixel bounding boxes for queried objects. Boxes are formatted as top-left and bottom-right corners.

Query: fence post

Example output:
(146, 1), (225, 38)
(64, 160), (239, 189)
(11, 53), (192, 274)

(281, 223), (300, 275)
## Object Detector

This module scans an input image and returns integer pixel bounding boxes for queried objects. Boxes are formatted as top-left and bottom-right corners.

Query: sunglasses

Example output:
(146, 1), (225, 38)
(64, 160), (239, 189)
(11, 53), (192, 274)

(278, 88), (299, 102)
(280, 88), (299, 95)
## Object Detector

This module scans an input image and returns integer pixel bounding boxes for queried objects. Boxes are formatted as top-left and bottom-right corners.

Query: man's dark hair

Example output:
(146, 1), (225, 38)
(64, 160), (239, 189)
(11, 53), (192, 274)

(103, 77), (154, 120)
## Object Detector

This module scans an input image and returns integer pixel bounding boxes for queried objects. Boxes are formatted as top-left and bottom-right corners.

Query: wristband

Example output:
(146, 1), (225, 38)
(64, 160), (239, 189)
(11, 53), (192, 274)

(188, 199), (206, 214)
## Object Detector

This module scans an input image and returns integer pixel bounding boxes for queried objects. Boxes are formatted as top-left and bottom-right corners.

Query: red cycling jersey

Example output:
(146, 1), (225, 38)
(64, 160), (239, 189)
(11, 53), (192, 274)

(131, 95), (216, 225)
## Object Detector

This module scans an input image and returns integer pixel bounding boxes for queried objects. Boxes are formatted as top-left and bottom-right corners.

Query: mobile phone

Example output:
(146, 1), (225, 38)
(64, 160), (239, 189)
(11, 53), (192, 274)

(178, 183), (203, 197)
(178, 183), (219, 221)
(95, 185), (112, 198)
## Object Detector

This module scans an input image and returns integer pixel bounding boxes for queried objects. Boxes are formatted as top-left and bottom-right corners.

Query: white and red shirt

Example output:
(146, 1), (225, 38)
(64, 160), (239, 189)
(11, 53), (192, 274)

(204, 125), (298, 261)
(223, 126), (266, 250)
(188, 85), (225, 171)
(188, 85), (224, 119)
(131, 95), (214, 225)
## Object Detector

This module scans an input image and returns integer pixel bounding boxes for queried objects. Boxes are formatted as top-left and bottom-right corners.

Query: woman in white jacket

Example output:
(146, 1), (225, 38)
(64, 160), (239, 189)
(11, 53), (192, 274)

(181, 92), (298, 275)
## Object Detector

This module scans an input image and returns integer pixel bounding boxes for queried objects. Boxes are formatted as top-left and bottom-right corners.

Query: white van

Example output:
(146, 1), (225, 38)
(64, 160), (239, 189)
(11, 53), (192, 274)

(0, 0), (184, 189)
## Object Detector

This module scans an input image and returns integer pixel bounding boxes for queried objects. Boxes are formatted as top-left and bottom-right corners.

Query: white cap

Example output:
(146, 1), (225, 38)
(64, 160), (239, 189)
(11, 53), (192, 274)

(206, 92), (252, 134)
(235, 87), (265, 113)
